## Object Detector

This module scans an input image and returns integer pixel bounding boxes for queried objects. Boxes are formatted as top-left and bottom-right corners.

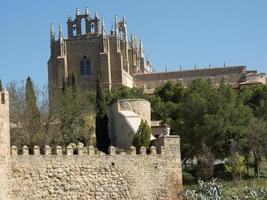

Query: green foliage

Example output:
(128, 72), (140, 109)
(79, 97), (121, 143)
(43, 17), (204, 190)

(184, 180), (267, 200)
(132, 120), (151, 151)
(152, 79), (254, 165)
(95, 77), (110, 153)
(0, 79), (2, 91)
(240, 85), (267, 120)
(196, 143), (215, 181)
(107, 86), (146, 105)
(23, 77), (44, 151)
(183, 179), (223, 200)
(225, 152), (245, 181)
(150, 81), (183, 123)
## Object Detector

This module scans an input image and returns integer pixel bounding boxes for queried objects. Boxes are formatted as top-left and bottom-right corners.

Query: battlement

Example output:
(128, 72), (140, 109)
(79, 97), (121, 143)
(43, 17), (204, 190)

(0, 90), (9, 106)
(10, 145), (165, 156)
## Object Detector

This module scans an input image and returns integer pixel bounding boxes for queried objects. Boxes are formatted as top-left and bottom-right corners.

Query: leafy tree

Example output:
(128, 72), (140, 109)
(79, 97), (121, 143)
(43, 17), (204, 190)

(55, 75), (95, 148)
(246, 117), (267, 178)
(107, 86), (146, 105)
(196, 143), (215, 181)
(132, 120), (151, 151)
(151, 81), (183, 123)
(95, 76), (110, 153)
(225, 152), (245, 182)
(240, 85), (267, 120)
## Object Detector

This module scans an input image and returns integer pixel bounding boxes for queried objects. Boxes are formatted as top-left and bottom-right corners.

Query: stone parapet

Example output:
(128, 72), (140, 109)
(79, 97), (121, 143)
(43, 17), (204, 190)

(8, 144), (182, 200)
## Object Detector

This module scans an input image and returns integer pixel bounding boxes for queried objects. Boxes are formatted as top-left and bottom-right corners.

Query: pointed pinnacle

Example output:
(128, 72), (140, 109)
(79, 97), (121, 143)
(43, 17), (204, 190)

(85, 6), (89, 15)
(76, 8), (80, 16)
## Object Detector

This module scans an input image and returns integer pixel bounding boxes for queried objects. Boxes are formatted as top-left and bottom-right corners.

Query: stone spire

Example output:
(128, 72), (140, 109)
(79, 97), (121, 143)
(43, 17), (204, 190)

(95, 11), (99, 19)
(115, 15), (119, 37)
(122, 17), (128, 42)
(85, 6), (89, 15)
(76, 8), (80, 16)
(58, 23), (64, 56)
(58, 23), (63, 40)
(50, 22), (55, 40)
(139, 40), (144, 58)
(101, 16), (106, 36)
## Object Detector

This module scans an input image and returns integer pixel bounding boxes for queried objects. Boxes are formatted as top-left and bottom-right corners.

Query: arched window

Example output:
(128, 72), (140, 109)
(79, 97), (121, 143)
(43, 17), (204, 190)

(80, 56), (92, 76)
(91, 23), (95, 34)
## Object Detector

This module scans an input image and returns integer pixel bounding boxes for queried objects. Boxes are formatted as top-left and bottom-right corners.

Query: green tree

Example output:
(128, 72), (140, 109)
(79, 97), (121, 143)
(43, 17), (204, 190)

(56, 75), (95, 148)
(23, 77), (44, 151)
(132, 120), (151, 151)
(95, 76), (110, 153)
(107, 86), (146, 105)
(247, 117), (267, 178)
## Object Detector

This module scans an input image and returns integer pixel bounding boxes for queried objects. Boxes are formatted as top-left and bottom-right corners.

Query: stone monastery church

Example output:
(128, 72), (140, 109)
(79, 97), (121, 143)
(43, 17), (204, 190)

(48, 7), (266, 94)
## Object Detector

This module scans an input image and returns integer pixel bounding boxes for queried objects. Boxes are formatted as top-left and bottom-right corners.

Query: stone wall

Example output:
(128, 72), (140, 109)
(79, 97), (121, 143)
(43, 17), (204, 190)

(8, 141), (182, 200)
(0, 90), (10, 200)
(133, 66), (246, 92)
(1, 91), (182, 200)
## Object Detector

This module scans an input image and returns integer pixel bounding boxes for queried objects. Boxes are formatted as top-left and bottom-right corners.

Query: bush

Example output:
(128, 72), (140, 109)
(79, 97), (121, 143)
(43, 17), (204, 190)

(183, 179), (223, 200)
(132, 120), (151, 151)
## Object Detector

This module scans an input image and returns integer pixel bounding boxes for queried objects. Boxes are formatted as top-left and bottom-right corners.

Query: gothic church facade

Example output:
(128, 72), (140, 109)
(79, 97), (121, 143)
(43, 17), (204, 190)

(48, 7), (152, 91)
(48, 8), (266, 93)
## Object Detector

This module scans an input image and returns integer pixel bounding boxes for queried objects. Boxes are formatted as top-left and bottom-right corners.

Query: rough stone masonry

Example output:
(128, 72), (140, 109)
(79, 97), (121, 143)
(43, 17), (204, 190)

(0, 90), (183, 200)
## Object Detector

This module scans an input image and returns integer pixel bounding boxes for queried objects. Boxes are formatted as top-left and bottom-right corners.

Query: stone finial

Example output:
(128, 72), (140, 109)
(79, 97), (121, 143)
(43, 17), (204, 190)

(67, 15), (72, 21)
(85, 6), (89, 15)
(100, 152), (106, 156)
(76, 8), (80, 16)
(58, 23), (63, 40)
(67, 144), (73, 156)
(150, 146), (157, 155)
(77, 144), (85, 155)
(140, 146), (146, 155)
(56, 146), (62, 156)
(130, 146), (136, 155)
(11, 146), (17, 156)
(115, 15), (119, 36)
(108, 146), (116, 155)
(45, 145), (51, 156)
(160, 146), (165, 155)
(95, 11), (99, 19)
(22, 145), (29, 156)
(88, 146), (95, 156)
(122, 16), (126, 23)
(50, 22), (55, 40)
(139, 40), (144, 58)
(101, 16), (106, 36)
(33, 145), (40, 156)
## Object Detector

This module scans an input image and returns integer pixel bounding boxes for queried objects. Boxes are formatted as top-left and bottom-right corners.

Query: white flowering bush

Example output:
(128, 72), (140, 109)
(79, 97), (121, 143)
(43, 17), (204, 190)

(184, 180), (267, 200)
(183, 179), (223, 200)
(242, 186), (267, 200)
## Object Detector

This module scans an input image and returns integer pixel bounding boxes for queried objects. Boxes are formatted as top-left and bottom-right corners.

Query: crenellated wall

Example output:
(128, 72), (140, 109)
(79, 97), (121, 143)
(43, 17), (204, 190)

(1, 91), (182, 200)
(8, 142), (182, 200)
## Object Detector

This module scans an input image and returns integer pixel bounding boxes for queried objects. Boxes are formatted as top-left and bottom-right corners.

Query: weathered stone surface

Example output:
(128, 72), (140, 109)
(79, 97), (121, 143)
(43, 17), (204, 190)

(8, 152), (182, 200)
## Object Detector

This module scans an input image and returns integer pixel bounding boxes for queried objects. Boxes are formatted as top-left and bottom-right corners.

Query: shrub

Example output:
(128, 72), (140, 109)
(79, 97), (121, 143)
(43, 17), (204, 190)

(183, 179), (223, 200)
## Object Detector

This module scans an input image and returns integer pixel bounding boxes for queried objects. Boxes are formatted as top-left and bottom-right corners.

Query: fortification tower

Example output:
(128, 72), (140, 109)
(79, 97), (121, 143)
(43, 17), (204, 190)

(0, 89), (10, 200)
(48, 7), (152, 92)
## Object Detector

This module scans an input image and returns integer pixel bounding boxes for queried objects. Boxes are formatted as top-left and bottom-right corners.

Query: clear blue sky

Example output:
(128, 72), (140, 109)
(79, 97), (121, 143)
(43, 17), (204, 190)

(1, 0), (267, 88)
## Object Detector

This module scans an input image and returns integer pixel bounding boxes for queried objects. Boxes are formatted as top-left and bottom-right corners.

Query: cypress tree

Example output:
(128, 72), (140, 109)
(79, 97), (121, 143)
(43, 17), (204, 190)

(24, 77), (43, 151)
(71, 71), (78, 97)
(95, 76), (110, 153)
(0, 79), (2, 91)
(133, 120), (151, 152)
